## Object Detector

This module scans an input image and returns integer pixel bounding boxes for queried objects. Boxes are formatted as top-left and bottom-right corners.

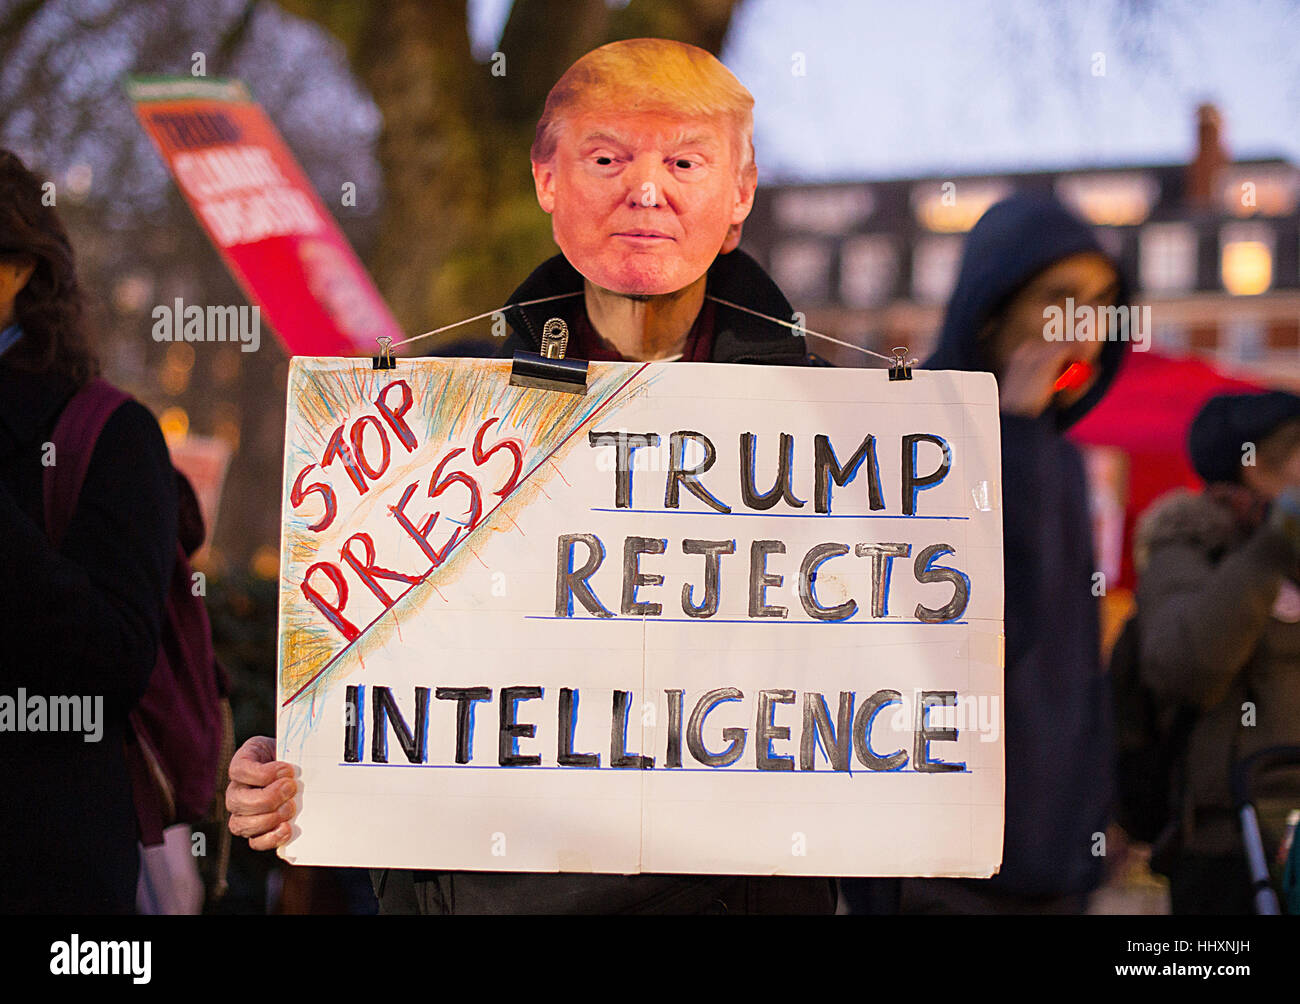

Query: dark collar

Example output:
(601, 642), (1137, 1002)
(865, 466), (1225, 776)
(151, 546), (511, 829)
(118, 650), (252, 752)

(501, 250), (812, 366)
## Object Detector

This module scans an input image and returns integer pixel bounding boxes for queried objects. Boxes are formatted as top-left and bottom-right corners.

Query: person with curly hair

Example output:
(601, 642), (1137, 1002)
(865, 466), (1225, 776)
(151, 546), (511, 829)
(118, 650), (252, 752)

(0, 148), (177, 913)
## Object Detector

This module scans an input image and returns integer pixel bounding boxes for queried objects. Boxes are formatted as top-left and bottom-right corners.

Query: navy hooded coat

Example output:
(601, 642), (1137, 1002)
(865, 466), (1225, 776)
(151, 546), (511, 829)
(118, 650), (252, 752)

(924, 194), (1128, 898)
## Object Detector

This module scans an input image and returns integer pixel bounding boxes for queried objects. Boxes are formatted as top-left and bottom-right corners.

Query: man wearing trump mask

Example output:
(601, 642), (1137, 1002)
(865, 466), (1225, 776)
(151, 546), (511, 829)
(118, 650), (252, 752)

(226, 38), (835, 915)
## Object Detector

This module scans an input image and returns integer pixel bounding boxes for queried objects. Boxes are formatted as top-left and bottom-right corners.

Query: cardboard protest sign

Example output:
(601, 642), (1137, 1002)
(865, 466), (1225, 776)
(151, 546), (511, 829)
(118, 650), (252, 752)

(276, 358), (1004, 877)
(127, 76), (403, 357)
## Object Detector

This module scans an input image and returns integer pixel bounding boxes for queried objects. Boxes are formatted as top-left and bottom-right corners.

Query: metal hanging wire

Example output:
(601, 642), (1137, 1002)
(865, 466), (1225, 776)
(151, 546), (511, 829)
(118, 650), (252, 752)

(387, 289), (917, 367)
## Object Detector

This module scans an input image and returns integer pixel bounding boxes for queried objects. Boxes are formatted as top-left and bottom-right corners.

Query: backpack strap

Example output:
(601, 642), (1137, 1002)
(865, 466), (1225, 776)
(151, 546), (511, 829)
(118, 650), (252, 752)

(43, 377), (132, 547)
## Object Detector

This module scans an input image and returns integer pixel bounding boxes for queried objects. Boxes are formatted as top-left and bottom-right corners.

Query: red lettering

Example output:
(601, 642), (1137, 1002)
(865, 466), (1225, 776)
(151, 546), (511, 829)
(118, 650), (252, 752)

(340, 531), (420, 606)
(291, 463), (338, 532)
(301, 561), (360, 642)
(375, 380), (417, 452)
(388, 445), (482, 571)
(350, 415), (391, 482)
(323, 424), (368, 495)
(473, 417), (523, 499)
(429, 448), (482, 533)
(389, 481), (449, 568)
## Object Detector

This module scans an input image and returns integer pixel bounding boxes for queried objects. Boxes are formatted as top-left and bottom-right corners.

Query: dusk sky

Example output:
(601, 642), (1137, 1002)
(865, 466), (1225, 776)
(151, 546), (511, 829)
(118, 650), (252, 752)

(471, 0), (1300, 181)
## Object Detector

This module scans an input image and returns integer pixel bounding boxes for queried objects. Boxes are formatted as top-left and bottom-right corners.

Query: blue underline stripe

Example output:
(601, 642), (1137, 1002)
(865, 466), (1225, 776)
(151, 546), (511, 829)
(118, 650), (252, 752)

(337, 762), (967, 774)
(589, 508), (970, 520)
(524, 616), (966, 625)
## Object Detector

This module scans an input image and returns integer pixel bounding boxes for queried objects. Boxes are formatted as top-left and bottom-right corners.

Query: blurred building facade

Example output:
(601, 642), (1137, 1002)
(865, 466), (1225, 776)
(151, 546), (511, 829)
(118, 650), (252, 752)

(744, 105), (1300, 375)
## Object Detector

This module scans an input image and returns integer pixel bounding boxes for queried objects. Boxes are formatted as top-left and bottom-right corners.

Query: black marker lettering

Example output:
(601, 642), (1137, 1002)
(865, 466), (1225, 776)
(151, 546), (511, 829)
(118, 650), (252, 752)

(799, 542), (856, 620)
(555, 533), (613, 617)
(499, 686), (543, 766)
(611, 690), (653, 768)
(914, 543), (970, 622)
(622, 536), (666, 616)
(800, 691), (854, 771)
(435, 686), (491, 764)
(914, 690), (964, 773)
(557, 688), (599, 767)
(681, 538), (735, 618)
(756, 689), (795, 771)
(749, 540), (788, 618)
(740, 432), (805, 510)
(371, 686), (429, 764)
(814, 434), (883, 513)
(687, 688), (746, 767)
(853, 689), (907, 771)
(665, 431), (730, 513)
(588, 430), (659, 508)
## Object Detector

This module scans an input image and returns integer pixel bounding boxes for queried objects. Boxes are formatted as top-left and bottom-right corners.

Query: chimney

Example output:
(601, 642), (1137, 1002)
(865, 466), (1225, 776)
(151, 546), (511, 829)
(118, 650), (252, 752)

(1186, 103), (1228, 209)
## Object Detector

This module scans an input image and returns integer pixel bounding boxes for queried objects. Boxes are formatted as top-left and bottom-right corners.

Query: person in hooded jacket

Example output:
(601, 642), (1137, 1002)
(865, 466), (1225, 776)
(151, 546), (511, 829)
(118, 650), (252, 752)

(845, 193), (1130, 914)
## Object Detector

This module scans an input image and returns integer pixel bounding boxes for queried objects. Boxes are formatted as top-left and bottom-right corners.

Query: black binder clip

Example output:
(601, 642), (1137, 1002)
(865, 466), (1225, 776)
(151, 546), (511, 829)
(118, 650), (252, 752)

(888, 345), (913, 381)
(509, 318), (588, 394)
(372, 336), (396, 370)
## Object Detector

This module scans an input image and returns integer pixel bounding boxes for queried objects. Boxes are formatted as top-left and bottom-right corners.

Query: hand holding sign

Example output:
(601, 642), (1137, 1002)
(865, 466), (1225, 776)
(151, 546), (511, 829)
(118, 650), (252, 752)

(274, 357), (1004, 877)
(225, 736), (295, 852)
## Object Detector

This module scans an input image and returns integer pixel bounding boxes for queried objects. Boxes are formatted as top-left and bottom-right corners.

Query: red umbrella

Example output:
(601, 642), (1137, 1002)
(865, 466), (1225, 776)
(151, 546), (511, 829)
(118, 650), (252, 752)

(1069, 350), (1264, 590)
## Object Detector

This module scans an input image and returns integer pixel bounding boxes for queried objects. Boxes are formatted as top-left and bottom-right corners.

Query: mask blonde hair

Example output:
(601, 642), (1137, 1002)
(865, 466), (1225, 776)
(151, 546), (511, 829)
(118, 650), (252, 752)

(530, 38), (755, 178)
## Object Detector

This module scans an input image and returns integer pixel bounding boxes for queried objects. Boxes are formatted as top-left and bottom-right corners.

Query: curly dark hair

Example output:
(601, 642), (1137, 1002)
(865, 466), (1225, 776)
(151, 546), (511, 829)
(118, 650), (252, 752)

(0, 148), (98, 384)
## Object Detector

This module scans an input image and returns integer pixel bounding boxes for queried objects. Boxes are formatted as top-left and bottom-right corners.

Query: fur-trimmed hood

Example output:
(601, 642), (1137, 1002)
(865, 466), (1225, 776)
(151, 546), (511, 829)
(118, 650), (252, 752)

(1134, 488), (1240, 575)
(1131, 484), (1300, 859)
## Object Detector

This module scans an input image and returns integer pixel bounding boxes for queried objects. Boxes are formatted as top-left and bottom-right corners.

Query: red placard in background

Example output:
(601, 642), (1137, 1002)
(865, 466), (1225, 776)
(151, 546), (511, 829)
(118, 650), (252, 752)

(128, 76), (402, 358)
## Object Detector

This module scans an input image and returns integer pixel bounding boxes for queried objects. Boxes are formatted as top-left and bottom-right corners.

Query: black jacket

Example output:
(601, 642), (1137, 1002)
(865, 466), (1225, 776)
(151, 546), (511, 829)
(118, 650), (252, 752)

(495, 249), (819, 366)
(0, 362), (177, 913)
(924, 195), (1128, 898)
(374, 249), (835, 914)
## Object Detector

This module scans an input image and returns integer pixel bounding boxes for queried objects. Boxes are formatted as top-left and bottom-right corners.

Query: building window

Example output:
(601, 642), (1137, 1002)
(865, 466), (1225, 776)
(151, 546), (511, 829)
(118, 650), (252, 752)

(840, 235), (897, 308)
(912, 236), (962, 305)
(1223, 319), (1265, 363)
(1056, 171), (1159, 227)
(773, 186), (874, 234)
(1139, 223), (1197, 294)
(1220, 222), (1273, 296)
(1154, 322), (1188, 355)
(1220, 164), (1300, 217)
(769, 240), (831, 304)
(911, 180), (1010, 234)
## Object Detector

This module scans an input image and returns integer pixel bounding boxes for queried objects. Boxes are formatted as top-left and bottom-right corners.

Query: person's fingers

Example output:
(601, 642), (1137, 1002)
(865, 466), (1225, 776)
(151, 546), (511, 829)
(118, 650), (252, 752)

(226, 775), (297, 817)
(1014, 335), (1072, 376)
(1003, 341), (1043, 388)
(248, 822), (292, 852)
(228, 735), (294, 787)
(999, 339), (1068, 417)
(228, 800), (296, 840)
(1031, 340), (1077, 390)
